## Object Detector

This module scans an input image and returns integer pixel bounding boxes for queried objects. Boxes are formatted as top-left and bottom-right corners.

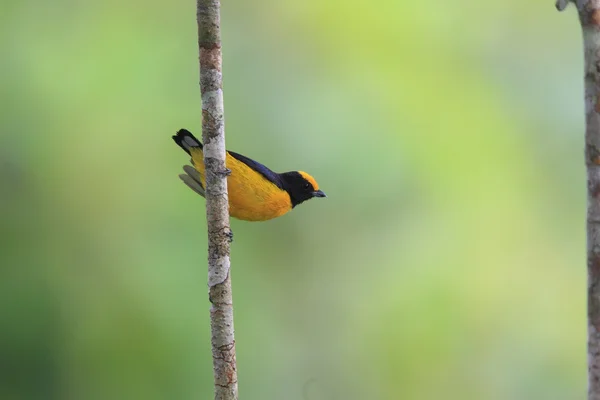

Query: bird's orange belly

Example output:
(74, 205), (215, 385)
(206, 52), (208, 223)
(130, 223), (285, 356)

(226, 174), (292, 221)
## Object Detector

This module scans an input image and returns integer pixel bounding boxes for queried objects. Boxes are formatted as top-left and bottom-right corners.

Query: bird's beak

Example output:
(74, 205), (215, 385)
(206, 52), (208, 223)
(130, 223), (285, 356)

(312, 190), (327, 198)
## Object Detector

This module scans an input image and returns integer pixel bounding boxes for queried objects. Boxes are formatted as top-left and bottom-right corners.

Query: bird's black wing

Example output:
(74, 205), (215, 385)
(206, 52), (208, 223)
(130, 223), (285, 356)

(227, 150), (285, 190)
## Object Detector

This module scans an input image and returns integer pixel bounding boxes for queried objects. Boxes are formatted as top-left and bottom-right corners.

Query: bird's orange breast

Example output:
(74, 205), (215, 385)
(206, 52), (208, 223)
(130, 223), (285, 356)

(189, 148), (292, 221)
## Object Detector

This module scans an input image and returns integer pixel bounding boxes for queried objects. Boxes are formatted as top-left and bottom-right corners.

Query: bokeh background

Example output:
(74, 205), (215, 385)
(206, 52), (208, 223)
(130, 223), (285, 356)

(0, 1), (588, 399)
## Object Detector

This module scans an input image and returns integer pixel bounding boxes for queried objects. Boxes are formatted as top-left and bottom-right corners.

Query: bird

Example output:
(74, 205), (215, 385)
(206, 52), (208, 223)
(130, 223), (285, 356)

(173, 129), (326, 221)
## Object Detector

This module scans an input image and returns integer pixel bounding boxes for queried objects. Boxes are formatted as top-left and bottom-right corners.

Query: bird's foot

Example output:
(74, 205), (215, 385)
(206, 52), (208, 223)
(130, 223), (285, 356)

(556, 0), (585, 11)
(221, 168), (232, 177)
(225, 228), (234, 243)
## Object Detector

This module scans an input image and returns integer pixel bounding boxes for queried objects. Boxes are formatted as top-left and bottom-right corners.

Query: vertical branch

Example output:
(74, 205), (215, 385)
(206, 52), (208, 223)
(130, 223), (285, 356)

(196, 0), (238, 399)
(559, 1), (600, 399)
(583, 3), (600, 398)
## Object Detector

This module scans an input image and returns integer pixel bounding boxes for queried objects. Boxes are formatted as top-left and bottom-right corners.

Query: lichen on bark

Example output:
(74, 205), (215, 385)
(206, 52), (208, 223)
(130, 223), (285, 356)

(196, 0), (238, 398)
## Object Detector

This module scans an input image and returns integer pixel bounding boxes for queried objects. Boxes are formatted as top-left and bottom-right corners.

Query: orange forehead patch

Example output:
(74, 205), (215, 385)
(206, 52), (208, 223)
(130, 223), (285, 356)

(298, 171), (319, 190)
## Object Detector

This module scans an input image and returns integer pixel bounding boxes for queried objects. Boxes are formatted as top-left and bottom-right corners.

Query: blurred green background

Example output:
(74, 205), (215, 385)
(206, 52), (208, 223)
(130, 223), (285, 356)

(0, 0), (588, 399)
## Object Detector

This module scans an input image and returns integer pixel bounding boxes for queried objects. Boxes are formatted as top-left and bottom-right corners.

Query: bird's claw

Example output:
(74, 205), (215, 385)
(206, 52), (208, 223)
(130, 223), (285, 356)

(556, 0), (570, 10)
(225, 228), (234, 243)
(556, 0), (585, 11)
(221, 168), (232, 177)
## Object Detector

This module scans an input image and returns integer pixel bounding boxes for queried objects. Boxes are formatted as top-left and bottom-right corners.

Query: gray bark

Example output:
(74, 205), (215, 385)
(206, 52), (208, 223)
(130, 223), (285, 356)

(558, 1), (600, 399)
(196, 0), (238, 399)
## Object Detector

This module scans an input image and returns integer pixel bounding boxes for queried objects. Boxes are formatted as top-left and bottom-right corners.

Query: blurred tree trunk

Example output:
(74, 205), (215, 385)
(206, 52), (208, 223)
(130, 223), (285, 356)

(558, 1), (600, 399)
(196, 0), (238, 399)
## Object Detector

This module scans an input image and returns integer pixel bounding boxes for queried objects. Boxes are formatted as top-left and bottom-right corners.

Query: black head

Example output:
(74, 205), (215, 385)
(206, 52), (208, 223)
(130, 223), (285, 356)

(280, 171), (326, 208)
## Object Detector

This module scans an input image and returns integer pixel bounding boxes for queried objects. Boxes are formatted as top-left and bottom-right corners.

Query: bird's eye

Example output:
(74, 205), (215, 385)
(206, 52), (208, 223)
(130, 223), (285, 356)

(303, 182), (310, 190)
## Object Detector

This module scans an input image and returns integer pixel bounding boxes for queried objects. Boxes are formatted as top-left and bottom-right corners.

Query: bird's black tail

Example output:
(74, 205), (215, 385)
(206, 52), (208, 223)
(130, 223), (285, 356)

(172, 129), (203, 155)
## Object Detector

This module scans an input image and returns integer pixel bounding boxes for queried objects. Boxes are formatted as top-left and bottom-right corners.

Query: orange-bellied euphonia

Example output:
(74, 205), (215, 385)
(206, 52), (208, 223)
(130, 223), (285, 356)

(173, 129), (326, 221)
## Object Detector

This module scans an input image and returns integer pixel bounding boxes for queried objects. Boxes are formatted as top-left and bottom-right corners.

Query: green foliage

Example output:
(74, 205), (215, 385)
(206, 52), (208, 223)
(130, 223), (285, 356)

(0, 0), (585, 399)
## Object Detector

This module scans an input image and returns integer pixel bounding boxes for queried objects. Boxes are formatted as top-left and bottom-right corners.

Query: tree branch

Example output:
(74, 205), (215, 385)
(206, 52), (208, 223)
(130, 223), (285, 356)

(558, 1), (600, 399)
(196, 0), (238, 398)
